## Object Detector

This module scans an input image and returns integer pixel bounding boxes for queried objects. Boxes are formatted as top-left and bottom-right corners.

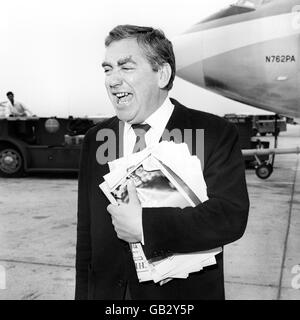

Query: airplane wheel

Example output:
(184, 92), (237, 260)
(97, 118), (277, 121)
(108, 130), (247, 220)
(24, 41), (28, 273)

(260, 132), (267, 137)
(255, 163), (273, 180)
(0, 146), (24, 178)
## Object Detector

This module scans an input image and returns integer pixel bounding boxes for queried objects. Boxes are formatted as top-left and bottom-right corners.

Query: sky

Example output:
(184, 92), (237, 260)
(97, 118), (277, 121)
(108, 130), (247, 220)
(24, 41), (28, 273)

(0, 0), (270, 117)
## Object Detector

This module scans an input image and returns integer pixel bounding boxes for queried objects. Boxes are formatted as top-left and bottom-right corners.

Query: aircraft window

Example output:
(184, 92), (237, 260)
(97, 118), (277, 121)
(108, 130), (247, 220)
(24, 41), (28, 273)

(194, 0), (271, 25)
(199, 4), (255, 24)
(234, 0), (264, 8)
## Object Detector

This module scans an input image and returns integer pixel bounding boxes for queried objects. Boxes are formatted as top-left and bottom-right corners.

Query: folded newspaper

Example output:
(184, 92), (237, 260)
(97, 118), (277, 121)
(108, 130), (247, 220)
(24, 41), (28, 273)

(99, 141), (222, 285)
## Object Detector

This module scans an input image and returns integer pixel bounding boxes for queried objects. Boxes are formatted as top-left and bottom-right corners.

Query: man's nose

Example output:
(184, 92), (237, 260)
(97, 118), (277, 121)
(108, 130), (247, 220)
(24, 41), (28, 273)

(107, 70), (123, 88)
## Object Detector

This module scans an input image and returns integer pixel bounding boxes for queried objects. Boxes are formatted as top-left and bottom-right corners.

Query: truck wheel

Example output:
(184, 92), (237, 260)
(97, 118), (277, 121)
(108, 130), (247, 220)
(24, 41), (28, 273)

(255, 163), (273, 180)
(252, 129), (258, 136)
(0, 147), (24, 177)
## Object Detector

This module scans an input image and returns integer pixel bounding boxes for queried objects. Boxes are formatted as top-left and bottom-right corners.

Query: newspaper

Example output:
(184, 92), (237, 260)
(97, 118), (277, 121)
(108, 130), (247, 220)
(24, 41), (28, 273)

(99, 141), (222, 285)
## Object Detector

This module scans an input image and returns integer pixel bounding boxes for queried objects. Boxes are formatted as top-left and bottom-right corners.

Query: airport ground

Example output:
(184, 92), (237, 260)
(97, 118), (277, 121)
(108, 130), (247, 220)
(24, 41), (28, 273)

(0, 125), (300, 300)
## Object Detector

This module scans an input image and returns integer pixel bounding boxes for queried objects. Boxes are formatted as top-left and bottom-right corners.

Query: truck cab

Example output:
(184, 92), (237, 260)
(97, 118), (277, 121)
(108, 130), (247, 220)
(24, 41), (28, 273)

(0, 116), (101, 177)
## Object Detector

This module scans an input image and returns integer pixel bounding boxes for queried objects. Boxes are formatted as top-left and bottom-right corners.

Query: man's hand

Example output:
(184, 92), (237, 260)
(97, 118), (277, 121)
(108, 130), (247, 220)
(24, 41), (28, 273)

(107, 180), (143, 243)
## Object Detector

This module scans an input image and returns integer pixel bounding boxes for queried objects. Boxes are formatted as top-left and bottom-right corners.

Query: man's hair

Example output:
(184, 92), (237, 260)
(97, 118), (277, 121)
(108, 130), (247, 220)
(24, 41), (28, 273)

(6, 91), (14, 96)
(105, 25), (176, 91)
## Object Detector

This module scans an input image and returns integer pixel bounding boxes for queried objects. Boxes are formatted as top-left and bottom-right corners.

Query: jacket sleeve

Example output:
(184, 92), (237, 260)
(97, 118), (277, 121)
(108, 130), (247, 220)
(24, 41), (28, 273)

(75, 133), (92, 300)
(142, 122), (249, 259)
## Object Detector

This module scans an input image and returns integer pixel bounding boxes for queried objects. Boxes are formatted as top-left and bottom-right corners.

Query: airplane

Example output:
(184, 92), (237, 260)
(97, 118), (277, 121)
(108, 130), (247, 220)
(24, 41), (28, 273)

(172, 0), (300, 179)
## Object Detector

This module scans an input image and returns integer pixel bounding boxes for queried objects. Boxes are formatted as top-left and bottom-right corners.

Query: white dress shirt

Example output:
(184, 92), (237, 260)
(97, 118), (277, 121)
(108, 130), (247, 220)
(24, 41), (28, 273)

(123, 97), (174, 156)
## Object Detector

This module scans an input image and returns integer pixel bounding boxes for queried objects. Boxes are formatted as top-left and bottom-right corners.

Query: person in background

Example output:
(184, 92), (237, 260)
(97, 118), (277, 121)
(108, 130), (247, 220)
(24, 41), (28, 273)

(0, 92), (33, 117)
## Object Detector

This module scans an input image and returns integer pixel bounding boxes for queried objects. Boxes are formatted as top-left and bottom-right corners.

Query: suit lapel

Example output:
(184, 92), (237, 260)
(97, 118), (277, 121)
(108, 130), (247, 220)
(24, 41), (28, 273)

(161, 98), (191, 140)
(162, 98), (204, 165)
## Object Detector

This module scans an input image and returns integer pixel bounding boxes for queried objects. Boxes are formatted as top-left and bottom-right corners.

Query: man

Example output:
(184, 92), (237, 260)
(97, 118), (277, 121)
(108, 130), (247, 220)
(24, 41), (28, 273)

(0, 92), (33, 117)
(75, 25), (249, 300)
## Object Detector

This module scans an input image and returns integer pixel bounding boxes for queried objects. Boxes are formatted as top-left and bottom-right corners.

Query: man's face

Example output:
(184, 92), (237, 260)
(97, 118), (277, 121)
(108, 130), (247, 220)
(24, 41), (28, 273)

(7, 94), (14, 103)
(103, 39), (162, 124)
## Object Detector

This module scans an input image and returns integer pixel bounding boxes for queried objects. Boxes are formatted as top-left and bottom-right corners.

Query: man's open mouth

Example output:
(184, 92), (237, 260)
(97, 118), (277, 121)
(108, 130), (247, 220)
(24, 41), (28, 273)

(113, 92), (133, 105)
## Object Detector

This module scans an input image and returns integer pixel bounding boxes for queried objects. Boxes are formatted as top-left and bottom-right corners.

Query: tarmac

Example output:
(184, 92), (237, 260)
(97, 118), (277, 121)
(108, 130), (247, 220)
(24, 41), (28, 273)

(0, 125), (299, 300)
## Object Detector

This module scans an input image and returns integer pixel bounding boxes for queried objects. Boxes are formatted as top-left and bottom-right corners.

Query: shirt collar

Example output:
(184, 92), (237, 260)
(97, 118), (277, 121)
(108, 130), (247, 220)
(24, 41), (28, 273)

(124, 96), (174, 133)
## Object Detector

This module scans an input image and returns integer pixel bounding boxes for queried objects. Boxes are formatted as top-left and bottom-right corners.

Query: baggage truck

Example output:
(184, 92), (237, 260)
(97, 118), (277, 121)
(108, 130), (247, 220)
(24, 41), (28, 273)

(252, 115), (287, 136)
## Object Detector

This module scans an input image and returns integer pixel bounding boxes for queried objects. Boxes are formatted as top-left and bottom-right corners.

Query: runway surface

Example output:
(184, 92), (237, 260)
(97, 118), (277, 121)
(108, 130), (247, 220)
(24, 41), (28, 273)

(0, 125), (299, 300)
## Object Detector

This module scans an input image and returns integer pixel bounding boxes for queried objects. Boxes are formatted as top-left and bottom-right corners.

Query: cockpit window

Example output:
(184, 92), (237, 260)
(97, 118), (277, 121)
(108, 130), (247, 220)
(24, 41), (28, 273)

(191, 0), (273, 27)
(187, 0), (275, 28)
(234, 0), (272, 8)
(235, 0), (260, 8)
(199, 4), (255, 24)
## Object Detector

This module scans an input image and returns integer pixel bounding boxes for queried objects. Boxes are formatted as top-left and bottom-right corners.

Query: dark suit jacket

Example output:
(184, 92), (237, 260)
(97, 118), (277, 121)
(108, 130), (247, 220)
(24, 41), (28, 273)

(75, 98), (249, 300)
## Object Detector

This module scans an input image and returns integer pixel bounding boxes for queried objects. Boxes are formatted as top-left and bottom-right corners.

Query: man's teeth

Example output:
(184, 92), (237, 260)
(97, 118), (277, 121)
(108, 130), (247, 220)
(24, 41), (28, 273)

(115, 92), (130, 98)
(114, 92), (132, 104)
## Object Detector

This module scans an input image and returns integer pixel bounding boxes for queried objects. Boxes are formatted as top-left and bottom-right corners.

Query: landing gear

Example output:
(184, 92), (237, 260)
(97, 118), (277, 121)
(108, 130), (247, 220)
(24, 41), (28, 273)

(254, 150), (274, 179)
(253, 114), (280, 180)
(255, 162), (273, 179)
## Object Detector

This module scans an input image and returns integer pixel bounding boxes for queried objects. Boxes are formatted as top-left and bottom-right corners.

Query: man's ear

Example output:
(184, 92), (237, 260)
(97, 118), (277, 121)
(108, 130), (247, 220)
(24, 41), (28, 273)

(158, 63), (172, 89)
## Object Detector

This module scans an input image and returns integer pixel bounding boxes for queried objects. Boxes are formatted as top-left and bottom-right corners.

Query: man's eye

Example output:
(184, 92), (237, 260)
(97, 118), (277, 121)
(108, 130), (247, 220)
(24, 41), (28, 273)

(104, 69), (111, 73)
(122, 66), (134, 70)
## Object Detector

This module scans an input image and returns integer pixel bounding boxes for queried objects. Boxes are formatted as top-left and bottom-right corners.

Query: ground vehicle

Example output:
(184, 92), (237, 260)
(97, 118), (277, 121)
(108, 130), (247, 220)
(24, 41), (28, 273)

(0, 116), (98, 177)
(252, 115), (287, 136)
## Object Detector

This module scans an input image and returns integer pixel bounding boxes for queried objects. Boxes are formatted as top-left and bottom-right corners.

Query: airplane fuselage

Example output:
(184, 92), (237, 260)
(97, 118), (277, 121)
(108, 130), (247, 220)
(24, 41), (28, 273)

(173, 0), (300, 118)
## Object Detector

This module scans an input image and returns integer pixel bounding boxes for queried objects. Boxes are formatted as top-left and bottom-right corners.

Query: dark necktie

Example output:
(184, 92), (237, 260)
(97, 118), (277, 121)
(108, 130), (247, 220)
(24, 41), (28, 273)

(132, 123), (151, 153)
